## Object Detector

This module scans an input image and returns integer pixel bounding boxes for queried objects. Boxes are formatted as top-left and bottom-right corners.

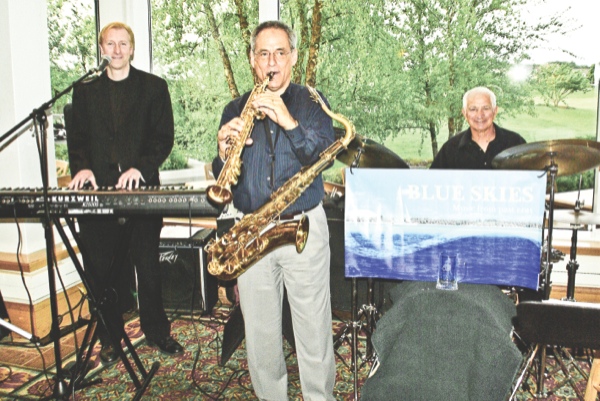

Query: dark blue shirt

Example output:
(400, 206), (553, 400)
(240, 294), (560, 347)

(212, 83), (335, 214)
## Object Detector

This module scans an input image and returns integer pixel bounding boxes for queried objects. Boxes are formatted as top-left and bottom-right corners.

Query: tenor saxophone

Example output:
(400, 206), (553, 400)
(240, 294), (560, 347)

(207, 72), (274, 206)
(205, 87), (356, 281)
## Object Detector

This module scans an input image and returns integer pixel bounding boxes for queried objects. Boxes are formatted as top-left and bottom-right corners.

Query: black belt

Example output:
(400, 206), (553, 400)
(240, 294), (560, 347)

(279, 204), (319, 220)
(279, 211), (304, 220)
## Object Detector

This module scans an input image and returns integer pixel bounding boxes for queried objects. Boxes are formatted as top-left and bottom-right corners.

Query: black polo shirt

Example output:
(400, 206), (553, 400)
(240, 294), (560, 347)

(430, 124), (525, 169)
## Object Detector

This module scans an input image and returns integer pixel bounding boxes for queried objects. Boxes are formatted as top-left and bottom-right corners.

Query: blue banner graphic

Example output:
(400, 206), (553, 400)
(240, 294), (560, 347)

(344, 169), (546, 290)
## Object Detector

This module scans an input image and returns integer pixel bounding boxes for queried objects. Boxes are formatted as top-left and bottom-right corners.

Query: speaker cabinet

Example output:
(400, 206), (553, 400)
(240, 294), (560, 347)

(159, 229), (218, 315)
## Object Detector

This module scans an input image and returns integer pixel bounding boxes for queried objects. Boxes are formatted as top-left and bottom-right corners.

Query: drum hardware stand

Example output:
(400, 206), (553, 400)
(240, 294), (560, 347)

(331, 147), (381, 400)
(331, 278), (360, 401)
(524, 161), (586, 399)
(492, 142), (600, 399)
(529, 157), (558, 399)
(0, 62), (157, 400)
(563, 176), (584, 302)
(563, 222), (581, 302)
(332, 276), (382, 401)
(541, 157), (558, 301)
(361, 278), (381, 363)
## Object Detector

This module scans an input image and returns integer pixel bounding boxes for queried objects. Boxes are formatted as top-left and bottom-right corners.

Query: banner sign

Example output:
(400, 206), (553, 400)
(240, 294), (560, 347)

(344, 169), (546, 290)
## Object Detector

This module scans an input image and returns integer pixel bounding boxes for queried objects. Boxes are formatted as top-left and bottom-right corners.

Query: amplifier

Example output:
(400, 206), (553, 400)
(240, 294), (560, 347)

(159, 228), (218, 315)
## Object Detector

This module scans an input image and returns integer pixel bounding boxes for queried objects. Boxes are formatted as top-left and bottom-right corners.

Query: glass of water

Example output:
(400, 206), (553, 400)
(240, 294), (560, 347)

(437, 253), (458, 290)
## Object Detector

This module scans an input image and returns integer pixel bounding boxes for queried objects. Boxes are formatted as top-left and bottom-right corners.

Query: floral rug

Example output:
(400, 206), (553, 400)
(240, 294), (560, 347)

(0, 305), (593, 400)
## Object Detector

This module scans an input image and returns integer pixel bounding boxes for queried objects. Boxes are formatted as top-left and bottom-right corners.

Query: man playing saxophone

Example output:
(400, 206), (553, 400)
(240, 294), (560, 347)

(211, 20), (336, 401)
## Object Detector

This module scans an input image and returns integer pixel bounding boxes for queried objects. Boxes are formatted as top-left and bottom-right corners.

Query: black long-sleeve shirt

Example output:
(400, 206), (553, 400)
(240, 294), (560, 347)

(68, 66), (174, 186)
(212, 83), (335, 214)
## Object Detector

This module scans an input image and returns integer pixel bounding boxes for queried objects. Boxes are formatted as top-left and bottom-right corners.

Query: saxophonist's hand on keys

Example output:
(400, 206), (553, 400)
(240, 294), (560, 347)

(252, 93), (298, 131)
(218, 117), (253, 160)
(68, 169), (98, 190)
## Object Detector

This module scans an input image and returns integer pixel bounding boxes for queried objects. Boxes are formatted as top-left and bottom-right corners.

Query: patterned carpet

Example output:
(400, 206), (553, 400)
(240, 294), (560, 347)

(0, 305), (370, 400)
(0, 305), (594, 400)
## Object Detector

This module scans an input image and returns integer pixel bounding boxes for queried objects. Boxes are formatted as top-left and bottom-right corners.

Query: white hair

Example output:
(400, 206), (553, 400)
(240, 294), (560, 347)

(462, 87), (497, 109)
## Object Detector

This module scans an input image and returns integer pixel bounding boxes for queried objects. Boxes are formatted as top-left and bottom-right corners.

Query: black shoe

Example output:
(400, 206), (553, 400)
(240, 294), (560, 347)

(99, 343), (118, 365)
(146, 336), (183, 355)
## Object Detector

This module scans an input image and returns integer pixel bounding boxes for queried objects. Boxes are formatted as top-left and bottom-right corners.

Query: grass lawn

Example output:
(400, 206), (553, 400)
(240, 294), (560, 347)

(500, 90), (598, 143)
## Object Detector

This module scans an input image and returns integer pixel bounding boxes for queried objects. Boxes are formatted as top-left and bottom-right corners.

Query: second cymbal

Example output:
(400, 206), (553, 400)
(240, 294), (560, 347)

(334, 127), (409, 169)
(553, 209), (600, 226)
(492, 139), (600, 176)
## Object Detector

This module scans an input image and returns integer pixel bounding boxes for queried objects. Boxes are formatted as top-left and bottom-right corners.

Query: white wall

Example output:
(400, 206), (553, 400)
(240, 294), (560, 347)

(0, 0), (82, 305)
(0, 0), (56, 255)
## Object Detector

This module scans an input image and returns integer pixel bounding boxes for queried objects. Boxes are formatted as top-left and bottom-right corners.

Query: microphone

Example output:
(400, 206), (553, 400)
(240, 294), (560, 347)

(93, 55), (112, 73)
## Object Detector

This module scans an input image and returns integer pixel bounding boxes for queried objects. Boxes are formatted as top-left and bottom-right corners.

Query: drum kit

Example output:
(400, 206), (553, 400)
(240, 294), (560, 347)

(332, 135), (600, 399)
(335, 136), (600, 302)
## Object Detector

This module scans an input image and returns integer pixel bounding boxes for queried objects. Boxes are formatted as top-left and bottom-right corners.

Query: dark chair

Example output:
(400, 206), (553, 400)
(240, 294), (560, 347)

(510, 300), (600, 400)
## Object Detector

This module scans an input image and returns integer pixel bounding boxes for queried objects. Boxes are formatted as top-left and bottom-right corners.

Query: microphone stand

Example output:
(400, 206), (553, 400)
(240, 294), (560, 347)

(0, 65), (103, 399)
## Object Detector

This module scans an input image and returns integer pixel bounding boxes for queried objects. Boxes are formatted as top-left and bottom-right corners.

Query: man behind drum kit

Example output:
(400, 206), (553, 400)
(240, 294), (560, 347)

(431, 86), (526, 169)
(361, 87), (527, 401)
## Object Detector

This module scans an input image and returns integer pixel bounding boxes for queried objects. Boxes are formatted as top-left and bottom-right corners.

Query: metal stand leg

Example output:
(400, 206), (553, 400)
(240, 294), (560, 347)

(360, 278), (380, 365)
(351, 278), (359, 401)
(564, 226), (580, 301)
(514, 161), (586, 400)
(333, 278), (380, 400)
(56, 218), (159, 399)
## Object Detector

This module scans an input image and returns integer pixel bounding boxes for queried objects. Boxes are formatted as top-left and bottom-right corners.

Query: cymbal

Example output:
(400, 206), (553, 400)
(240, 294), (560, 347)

(492, 139), (600, 176)
(553, 209), (600, 226)
(334, 127), (409, 169)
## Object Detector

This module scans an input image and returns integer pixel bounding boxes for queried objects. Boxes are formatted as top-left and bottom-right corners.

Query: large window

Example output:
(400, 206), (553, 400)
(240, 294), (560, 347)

(49, 0), (599, 194)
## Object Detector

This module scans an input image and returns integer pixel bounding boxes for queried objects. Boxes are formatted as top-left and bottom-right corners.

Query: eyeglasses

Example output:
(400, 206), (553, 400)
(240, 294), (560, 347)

(254, 50), (292, 62)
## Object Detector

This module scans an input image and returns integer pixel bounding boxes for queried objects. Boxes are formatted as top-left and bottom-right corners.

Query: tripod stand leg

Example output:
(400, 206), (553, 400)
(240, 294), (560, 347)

(534, 345), (548, 398)
(57, 218), (158, 396)
(509, 344), (538, 401)
(351, 278), (359, 401)
(552, 347), (586, 400)
(133, 361), (160, 401)
(64, 322), (103, 392)
(43, 218), (68, 398)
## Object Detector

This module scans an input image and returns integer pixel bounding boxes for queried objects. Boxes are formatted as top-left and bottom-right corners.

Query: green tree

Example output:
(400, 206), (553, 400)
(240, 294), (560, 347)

(47, 0), (96, 114)
(587, 63), (595, 85)
(383, 0), (562, 156)
(151, 0), (568, 163)
(48, 0), (571, 166)
(531, 63), (591, 107)
(151, 0), (260, 163)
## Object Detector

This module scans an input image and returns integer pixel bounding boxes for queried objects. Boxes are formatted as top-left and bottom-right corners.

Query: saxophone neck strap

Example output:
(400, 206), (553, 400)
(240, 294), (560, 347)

(262, 118), (281, 190)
